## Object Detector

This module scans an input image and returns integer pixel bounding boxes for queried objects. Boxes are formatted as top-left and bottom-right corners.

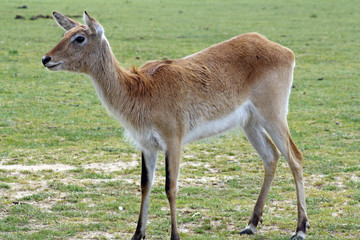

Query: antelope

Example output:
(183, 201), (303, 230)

(42, 11), (309, 240)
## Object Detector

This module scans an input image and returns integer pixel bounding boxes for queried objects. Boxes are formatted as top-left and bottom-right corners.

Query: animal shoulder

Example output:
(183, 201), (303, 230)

(139, 59), (177, 76)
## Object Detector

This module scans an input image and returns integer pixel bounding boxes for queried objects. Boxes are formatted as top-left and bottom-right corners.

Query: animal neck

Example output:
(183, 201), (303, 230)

(88, 37), (146, 128)
(89, 38), (127, 94)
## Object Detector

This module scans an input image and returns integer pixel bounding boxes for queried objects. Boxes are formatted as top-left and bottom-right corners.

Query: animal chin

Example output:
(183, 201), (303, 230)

(46, 62), (62, 71)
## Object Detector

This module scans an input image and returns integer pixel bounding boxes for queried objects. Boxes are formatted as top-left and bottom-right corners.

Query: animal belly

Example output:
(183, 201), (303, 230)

(182, 101), (253, 144)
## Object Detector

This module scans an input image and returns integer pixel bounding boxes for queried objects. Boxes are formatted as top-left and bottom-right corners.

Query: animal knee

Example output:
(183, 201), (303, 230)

(165, 180), (177, 199)
(260, 136), (280, 163)
(262, 149), (280, 174)
(289, 136), (303, 162)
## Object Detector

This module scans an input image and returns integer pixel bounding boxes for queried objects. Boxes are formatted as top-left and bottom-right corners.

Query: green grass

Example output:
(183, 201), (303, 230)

(1, 0), (359, 239)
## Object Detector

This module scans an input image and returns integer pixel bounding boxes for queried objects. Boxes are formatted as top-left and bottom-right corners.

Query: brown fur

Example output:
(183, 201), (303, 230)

(43, 12), (308, 240)
(47, 29), (294, 137)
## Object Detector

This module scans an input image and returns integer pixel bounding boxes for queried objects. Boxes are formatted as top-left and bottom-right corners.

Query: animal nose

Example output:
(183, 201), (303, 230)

(42, 56), (51, 66)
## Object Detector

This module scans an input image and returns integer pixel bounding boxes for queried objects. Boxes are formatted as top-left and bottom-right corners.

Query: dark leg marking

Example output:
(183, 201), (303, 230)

(165, 153), (171, 194)
(296, 217), (310, 233)
(141, 153), (149, 190)
(171, 233), (180, 240)
(250, 213), (261, 227)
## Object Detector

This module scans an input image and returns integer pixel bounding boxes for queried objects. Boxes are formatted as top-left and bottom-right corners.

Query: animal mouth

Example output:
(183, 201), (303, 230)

(44, 61), (64, 71)
(46, 62), (61, 68)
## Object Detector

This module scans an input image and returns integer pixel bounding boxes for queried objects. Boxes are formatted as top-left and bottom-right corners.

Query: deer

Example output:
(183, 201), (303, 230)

(42, 11), (309, 240)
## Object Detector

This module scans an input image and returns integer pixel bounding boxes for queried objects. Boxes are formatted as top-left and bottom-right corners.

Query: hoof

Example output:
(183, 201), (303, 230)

(290, 220), (310, 239)
(170, 232), (180, 240)
(290, 231), (306, 240)
(131, 234), (145, 240)
(239, 225), (256, 235)
(239, 228), (254, 235)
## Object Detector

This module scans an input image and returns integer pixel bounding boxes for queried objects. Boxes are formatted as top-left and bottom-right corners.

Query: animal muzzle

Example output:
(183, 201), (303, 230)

(42, 56), (52, 66)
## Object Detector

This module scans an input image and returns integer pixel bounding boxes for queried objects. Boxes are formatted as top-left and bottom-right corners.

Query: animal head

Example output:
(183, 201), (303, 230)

(42, 11), (105, 73)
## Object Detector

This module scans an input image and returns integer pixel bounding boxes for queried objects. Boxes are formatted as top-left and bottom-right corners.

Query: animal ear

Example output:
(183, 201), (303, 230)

(83, 11), (104, 36)
(53, 11), (80, 31)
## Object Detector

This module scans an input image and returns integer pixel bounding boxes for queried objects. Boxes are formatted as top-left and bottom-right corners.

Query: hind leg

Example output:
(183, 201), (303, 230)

(263, 120), (309, 239)
(240, 117), (280, 234)
(244, 62), (308, 238)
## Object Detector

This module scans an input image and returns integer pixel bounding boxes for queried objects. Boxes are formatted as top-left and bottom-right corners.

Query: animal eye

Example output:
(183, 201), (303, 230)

(75, 36), (85, 43)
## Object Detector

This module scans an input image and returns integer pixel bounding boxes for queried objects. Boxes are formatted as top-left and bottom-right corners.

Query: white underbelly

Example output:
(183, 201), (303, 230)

(92, 78), (254, 151)
(182, 101), (254, 144)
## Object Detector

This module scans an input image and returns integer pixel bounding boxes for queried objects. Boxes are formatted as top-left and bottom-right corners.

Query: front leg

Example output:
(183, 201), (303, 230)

(132, 150), (158, 240)
(165, 142), (181, 240)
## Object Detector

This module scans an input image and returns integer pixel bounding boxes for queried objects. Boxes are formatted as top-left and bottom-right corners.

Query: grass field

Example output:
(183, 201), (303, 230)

(1, 0), (359, 239)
